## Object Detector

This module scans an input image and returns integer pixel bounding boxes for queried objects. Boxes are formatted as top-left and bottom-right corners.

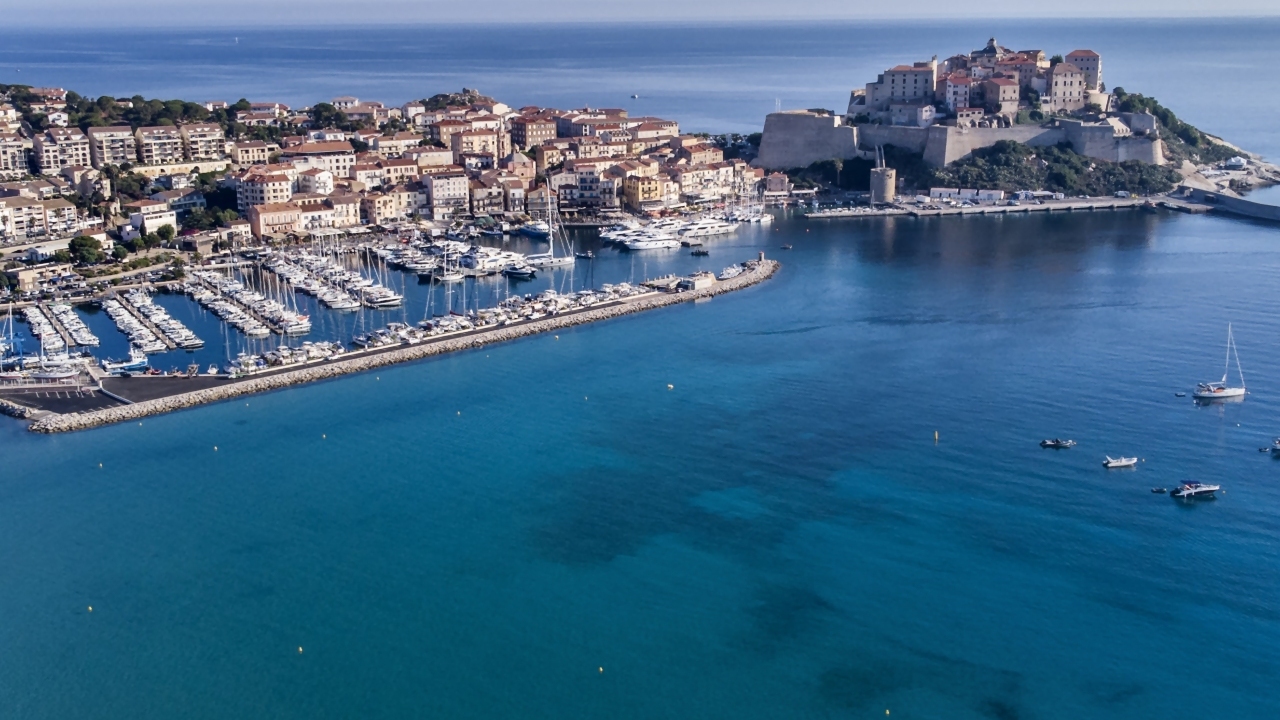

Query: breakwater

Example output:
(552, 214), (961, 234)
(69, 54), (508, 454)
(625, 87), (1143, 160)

(25, 260), (779, 433)
(0, 397), (38, 420)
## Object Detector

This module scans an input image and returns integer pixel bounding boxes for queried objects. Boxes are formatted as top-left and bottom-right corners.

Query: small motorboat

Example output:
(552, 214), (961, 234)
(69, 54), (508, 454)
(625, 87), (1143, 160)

(780, 244), (793, 250)
(574, 251), (594, 259)
(1174, 392), (1186, 398)
(1151, 487), (1167, 494)
(1171, 482), (1219, 499)
(1040, 438), (1077, 449)
(691, 248), (709, 256)
(1103, 456), (1138, 468)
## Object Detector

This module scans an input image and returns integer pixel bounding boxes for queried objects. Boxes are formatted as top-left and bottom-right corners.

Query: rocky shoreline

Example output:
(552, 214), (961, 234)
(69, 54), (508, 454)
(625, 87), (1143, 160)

(23, 259), (779, 434)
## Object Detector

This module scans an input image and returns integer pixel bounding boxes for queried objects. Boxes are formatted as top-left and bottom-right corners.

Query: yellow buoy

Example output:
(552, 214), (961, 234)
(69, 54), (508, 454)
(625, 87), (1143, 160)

(88, 606), (92, 612)
(298, 647), (303, 654)
(934, 430), (938, 442)
(599, 667), (603, 673)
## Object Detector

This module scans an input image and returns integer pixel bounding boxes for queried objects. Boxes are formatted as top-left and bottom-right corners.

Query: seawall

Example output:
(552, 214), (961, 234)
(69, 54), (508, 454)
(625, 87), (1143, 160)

(25, 260), (780, 434)
(1181, 187), (1280, 222)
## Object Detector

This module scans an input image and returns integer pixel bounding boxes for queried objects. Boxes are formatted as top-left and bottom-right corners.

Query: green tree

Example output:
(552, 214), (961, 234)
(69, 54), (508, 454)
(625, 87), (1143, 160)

(68, 235), (105, 264)
(112, 244), (129, 261)
(1049, 54), (1064, 65)
(156, 225), (176, 243)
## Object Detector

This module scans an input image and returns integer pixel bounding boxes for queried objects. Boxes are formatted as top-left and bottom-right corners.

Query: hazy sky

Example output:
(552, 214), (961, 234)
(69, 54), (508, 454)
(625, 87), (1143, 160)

(5, 0), (1279, 27)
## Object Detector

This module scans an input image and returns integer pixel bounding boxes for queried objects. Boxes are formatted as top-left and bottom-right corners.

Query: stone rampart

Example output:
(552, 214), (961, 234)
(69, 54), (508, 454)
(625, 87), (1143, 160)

(25, 261), (780, 433)
(923, 125), (1066, 166)
(755, 112), (858, 169)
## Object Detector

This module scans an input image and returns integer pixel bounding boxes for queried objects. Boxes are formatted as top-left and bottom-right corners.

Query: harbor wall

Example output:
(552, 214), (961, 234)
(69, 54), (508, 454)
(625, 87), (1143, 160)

(1182, 187), (1280, 222)
(26, 260), (781, 433)
(0, 397), (37, 419)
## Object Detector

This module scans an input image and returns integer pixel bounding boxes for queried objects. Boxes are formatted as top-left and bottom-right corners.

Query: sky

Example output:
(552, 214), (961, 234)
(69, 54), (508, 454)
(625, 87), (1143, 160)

(4, 0), (1279, 27)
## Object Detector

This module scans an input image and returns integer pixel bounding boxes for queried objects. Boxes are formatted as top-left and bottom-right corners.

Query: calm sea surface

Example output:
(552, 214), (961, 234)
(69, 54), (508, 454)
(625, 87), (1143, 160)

(3, 20), (1280, 720)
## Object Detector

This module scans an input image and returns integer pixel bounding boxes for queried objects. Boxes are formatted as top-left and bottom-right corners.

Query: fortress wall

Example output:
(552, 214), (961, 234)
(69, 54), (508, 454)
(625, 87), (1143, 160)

(855, 125), (930, 154)
(754, 112), (858, 169)
(924, 125), (1065, 166)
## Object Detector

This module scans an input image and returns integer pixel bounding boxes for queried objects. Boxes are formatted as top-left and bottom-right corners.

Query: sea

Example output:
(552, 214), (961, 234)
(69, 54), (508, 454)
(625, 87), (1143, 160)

(3, 19), (1280, 720)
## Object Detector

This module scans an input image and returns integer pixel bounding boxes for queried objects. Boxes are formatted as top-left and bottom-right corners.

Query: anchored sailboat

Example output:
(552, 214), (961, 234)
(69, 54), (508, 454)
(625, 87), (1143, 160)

(1194, 323), (1246, 400)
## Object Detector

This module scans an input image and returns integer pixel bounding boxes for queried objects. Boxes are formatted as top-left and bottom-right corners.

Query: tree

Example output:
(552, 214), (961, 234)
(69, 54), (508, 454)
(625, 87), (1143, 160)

(1049, 54), (1064, 65)
(68, 236), (105, 264)
(156, 224), (176, 243)
(52, 250), (73, 264)
(832, 158), (844, 188)
(310, 102), (349, 129)
(112, 244), (129, 261)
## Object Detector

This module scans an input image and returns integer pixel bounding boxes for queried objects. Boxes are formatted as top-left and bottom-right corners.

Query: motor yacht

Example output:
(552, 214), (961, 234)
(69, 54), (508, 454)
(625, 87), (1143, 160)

(1103, 456), (1138, 468)
(1040, 438), (1077, 449)
(1171, 482), (1219, 499)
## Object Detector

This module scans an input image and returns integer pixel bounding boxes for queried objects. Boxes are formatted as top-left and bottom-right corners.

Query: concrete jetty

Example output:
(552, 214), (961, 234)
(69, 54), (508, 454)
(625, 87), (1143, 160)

(16, 259), (780, 434)
(193, 274), (285, 334)
(115, 293), (177, 349)
(40, 302), (77, 348)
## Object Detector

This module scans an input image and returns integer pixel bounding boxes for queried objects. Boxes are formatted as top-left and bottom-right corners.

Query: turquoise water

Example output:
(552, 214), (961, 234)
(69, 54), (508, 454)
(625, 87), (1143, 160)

(4, 210), (1280, 718)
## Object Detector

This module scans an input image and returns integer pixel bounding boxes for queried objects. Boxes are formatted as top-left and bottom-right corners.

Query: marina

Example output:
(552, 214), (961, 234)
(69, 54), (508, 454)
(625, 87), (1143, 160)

(6, 257), (779, 432)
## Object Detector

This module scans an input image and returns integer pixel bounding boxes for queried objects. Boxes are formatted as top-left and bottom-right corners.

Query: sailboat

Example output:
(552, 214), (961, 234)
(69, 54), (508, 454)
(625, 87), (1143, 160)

(1194, 323), (1246, 400)
(526, 201), (575, 269)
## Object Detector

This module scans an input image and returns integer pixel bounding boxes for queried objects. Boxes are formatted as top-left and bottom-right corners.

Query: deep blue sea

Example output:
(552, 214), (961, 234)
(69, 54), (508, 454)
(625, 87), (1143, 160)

(4, 20), (1280, 720)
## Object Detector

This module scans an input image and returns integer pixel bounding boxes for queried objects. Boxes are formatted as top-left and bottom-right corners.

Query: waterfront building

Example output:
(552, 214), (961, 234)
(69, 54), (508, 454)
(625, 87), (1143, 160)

(423, 171), (469, 219)
(247, 201), (301, 238)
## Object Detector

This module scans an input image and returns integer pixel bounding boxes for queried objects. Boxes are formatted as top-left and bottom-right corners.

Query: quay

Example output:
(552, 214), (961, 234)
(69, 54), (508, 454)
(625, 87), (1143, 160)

(805, 195), (1220, 221)
(192, 273), (286, 335)
(4, 258), (780, 434)
(114, 292), (178, 349)
(40, 302), (76, 349)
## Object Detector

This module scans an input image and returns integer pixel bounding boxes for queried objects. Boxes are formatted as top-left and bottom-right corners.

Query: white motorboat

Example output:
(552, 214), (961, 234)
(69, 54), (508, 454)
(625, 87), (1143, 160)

(32, 367), (78, 381)
(1194, 324), (1246, 399)
(680, 218), (739, 239)
(502, 265), (537, 279)
(518, 221), (550, 239)
(1103, 456), (1138, 468)
(621, 234), (680, 250)
(1171, 482), (1219, 499)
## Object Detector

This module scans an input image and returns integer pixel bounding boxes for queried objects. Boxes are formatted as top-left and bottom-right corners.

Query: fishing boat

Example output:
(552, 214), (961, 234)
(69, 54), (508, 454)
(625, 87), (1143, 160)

(1103, 456), (1138, 468)
(1171, 482), (1219, 499)
(1040, 438), (1077, 449)
(101, 346), (149, 374)
(1194, 324), (1246, 400)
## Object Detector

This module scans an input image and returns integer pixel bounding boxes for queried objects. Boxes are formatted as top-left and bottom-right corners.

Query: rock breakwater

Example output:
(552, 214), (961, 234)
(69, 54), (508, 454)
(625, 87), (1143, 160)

(26, 260), (779, 433)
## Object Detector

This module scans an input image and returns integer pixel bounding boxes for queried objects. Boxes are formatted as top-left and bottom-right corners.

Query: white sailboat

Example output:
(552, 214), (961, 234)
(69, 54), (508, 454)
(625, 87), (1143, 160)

(1194, 323), (1246, 400)
(526, 201), (575, 269)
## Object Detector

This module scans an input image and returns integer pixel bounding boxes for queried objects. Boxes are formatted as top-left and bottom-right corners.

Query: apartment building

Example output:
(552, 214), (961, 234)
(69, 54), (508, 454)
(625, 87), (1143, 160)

(33, 128), (90, 175)
(1048, 62), (1087, 112)
(423, 172), (469, 219)
(864, 58), (939, 112)
(86, 126), (137, 168)
(125, 199), (177, 236)
(135, 126), (185, 165)
(450, 130), (498, 162)
(1065, 50), (1102, 91)
(0, 132), (28, 177)
(373, 132), (422, 157)
(181, 123), (226, 162)
(280, 141), (356, 176)
(248, 202), (301, 239)
(231, 141), (275, 166)
(236, 172), (293, 211)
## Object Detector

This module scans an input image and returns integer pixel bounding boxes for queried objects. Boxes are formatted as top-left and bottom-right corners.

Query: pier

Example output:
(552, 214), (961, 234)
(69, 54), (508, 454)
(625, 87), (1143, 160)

(805, 196), (1161, 220)
(193, 273), (286, 334)
(114, 293), (178, 349)
(39, 302), (76, 349)
(4, 259), (781, 433)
